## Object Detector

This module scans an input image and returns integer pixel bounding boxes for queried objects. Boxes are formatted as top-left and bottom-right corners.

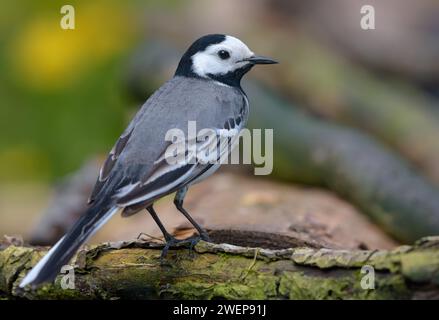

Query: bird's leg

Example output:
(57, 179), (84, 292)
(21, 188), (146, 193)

(145, 205), (200, 259)
(146, 205), (174, 242)
(174, 187), (211, 242)
(145, 205), (181, 259)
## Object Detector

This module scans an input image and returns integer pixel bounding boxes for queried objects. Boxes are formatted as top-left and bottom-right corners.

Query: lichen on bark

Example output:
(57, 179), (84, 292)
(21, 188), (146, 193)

(1, 236), (439, 299)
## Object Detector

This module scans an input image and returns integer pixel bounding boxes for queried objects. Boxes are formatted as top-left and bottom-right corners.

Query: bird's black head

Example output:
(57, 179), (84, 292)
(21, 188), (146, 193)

(175, 34), (277, 88)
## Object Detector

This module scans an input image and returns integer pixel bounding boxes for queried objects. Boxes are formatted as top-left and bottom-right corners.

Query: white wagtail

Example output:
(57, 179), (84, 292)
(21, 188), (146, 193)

(20, 34), (277, 288)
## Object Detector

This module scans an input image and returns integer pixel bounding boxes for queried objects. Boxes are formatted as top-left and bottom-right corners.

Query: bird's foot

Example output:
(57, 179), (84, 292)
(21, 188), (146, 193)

(160, 237), (182, 261)
(199, 232), (211, 243)
(159, 234), (208, 263)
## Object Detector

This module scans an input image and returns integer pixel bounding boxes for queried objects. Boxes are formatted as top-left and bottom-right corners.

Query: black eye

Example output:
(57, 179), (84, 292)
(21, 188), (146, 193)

(217, 50), (230, 60)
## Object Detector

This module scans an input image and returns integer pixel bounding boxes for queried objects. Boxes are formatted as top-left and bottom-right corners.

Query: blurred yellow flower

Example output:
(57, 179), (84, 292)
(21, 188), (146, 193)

(0, 146), (50, 181)
(10, 2), (136, 90)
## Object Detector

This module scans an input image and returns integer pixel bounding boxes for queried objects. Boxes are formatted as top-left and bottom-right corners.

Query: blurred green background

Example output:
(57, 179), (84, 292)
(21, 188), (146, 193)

(1, 0), (146, 181)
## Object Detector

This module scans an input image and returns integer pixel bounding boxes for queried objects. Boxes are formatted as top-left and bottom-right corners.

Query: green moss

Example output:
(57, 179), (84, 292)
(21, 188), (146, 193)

(0, 246), (35, 293)
(159, 252), (268, 299)
(400, 251), (439, 284)
(28, 282), (87, 300)
(278, 269), (409, 300)
(2, 237), (438, 299)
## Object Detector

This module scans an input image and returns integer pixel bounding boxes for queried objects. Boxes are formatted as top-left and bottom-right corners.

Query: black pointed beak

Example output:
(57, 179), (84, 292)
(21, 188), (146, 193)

(244, 55), (278, 65)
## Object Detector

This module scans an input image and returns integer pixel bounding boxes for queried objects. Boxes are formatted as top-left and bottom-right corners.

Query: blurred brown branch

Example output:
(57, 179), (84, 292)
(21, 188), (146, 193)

(253, 30), (439, 184)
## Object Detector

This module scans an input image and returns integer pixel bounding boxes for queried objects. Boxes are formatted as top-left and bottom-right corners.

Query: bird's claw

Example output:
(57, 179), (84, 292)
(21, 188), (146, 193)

(199, 232), (211, 242)
(159, 235), (206, 263)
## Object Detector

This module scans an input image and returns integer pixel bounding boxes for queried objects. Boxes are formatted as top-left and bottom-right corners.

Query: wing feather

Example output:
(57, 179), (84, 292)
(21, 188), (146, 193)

(116, 109), (246, 211)
(88, 126), (134, 204)
(88, 78), (248, 215)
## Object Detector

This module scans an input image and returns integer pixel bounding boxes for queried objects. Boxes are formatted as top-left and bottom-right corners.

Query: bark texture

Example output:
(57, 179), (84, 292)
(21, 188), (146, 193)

(1, 235), (439, 300)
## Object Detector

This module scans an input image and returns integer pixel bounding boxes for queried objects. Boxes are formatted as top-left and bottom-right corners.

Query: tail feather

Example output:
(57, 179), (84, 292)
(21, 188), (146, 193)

(19, 202), (118, 288)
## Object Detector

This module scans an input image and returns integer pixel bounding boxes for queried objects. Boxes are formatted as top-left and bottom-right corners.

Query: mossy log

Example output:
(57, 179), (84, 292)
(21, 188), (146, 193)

(1, 236), (439, 300)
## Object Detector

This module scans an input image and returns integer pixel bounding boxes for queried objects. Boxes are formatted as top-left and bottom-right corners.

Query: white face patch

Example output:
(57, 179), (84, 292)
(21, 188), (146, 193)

(191, 35), (254, 78)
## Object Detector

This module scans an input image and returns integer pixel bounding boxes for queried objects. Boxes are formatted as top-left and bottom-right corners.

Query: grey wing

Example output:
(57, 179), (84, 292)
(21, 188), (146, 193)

(87, 125), (135, 204)
(114, 79), (248, 215)
(87, 78), (176, 204)
(116, 100), (248, 214)
(88, 77), (248, 216)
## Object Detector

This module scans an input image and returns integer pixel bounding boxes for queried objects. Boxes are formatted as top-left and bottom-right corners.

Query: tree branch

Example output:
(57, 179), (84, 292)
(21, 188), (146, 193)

(1, 234), (439, 299)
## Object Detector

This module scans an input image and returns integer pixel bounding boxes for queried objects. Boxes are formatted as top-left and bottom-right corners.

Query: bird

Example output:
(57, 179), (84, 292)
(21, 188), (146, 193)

(19, 34), (277, 288)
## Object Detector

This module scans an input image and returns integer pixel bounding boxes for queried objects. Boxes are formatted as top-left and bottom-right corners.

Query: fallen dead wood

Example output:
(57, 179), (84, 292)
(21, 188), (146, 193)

(1, 234), (439, 299)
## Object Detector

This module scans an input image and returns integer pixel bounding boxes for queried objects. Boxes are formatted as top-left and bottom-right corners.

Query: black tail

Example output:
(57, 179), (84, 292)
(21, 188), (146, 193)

(19, 200), (117, 288)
